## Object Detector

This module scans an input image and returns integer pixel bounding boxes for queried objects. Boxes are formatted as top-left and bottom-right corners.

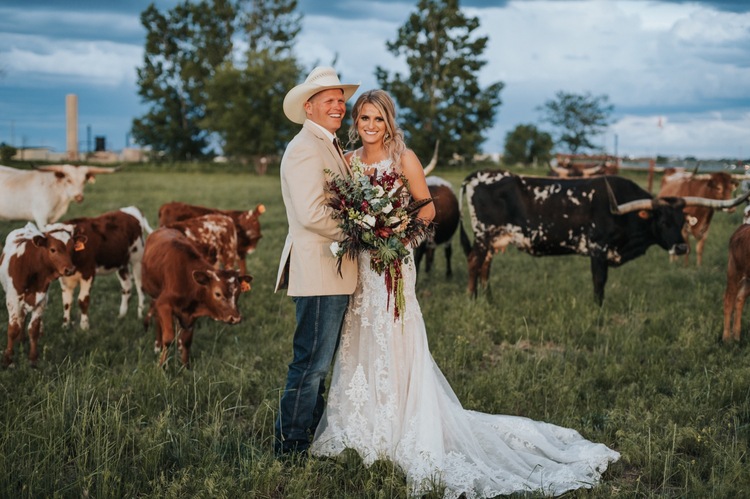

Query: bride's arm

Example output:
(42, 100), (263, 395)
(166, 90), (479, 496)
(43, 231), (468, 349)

(400, 149), (436, 222)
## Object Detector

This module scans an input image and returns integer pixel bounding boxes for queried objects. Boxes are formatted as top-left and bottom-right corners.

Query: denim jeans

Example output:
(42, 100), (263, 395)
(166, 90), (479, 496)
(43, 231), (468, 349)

(275, 294), (349, 454)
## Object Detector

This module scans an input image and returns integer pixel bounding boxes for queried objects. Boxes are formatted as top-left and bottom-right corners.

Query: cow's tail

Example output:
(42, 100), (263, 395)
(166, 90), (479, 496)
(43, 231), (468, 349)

(121, 205), (154, 235)
(458, 179), (473, 256)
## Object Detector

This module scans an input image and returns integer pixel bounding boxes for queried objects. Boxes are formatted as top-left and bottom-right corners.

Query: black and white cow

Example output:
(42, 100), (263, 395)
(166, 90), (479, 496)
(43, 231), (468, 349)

(460, 170), (749, 304)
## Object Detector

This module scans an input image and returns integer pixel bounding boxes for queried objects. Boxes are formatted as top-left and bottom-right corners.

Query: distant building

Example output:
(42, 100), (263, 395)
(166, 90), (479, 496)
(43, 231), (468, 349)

(12, 146), (148, 164)
(12, 146), (67, 162)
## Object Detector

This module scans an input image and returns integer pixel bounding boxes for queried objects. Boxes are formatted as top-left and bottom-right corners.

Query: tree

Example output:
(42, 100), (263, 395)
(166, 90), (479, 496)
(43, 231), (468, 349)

(538, 91), (614, 154)
(0, 142), (17, 163)
(375, 0), (503, 164)
(202, 0), (303, 160)
(503, 124), (553, 167)
(132, 0), (236, 161)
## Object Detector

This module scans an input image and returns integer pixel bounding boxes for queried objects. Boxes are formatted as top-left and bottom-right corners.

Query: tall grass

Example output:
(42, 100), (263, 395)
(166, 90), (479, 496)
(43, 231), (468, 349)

(0, 164), (748, 498)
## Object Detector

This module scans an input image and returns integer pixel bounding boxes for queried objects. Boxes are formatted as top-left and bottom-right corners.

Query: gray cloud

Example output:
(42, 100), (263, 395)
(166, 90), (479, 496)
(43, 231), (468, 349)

(1, 0), (749, 158)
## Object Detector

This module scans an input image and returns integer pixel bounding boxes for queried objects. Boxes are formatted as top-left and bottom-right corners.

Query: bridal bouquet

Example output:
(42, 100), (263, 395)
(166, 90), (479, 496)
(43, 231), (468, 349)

(325, 157), (432, 319)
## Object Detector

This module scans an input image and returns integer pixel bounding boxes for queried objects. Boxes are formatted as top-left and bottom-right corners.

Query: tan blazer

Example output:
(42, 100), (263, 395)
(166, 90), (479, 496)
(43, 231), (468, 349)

(275, 121), (358, 296)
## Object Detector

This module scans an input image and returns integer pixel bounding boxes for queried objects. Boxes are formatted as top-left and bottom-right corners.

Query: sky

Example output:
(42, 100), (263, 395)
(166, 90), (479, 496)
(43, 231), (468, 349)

(1, 0), (749, 160)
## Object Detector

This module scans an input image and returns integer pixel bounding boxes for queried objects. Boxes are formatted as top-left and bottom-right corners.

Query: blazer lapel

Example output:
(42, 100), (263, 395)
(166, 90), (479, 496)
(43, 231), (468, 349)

(303, 121), (351, 175)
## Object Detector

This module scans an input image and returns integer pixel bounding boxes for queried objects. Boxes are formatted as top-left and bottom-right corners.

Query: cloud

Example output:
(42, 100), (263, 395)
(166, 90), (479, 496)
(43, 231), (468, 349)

(2, 35), (142, 87)
(612, 111), (750, 158)
(0, 7), (144, 87)
(2, 0), (749, 158)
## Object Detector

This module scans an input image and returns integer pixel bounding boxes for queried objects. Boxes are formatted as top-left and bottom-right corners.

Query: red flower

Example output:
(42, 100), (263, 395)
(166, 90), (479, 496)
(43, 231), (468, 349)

(376, 227), (393, 238)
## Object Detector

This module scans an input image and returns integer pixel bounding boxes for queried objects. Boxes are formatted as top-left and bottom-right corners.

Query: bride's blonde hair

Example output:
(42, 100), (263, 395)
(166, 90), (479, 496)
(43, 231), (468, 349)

(347, 89), (406, 166)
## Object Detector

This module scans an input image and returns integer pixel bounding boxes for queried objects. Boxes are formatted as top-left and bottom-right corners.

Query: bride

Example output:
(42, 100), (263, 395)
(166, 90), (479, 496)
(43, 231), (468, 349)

(310, 89), (620, 498)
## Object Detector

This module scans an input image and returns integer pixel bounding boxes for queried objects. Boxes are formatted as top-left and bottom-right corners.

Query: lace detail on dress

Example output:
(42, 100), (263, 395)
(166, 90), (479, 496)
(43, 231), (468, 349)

(311, 159), (620, 498)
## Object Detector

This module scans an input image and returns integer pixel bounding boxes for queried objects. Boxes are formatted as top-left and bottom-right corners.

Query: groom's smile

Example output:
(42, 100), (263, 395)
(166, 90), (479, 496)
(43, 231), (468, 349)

(305, 88), (347, 133)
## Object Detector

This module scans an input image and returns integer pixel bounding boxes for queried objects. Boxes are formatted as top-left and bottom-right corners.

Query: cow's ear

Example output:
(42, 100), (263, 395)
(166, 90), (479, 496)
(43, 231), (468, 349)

(31, 235), (47, 247)
(192, 269), (212, 286)
(638, 210), (651, 220)
(86, 173), (96, 184)
(74, 235), (87, 251)
(240, 275), (253, 292)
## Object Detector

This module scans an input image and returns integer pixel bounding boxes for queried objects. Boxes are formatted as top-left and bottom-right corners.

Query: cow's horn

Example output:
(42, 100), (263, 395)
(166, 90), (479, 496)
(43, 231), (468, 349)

(84, 166), (118, 174)
(423, 140), (439, 176)
(682, 190), (750, 209)
(582, 165), (603, 175)
(605, 178), (654, 215)
(550, 165), (569, 176)
(35, 164), (66, 172)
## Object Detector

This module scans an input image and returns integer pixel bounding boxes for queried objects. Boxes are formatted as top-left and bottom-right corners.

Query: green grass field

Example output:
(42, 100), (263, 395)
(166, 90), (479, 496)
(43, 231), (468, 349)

(0, 164), (747, 498)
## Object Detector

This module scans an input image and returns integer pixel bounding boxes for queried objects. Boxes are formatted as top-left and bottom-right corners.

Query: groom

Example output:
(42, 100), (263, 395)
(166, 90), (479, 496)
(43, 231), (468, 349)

(274, 66), (360, 456)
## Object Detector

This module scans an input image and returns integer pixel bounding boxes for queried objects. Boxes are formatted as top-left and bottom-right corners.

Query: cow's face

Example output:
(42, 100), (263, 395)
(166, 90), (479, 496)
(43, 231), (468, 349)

(42, 165), (115, 204)
(192, 269), (253, 323)
(32, 231), (76, 278)
(707, 172), (739, 199)
(238, 207), (264, 252)
(650, 199), (689, 255)
(48, 165), (89, 203)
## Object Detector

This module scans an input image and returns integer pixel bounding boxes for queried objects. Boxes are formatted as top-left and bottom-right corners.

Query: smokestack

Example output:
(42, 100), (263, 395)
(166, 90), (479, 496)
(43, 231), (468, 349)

(66, 94), (78, 161)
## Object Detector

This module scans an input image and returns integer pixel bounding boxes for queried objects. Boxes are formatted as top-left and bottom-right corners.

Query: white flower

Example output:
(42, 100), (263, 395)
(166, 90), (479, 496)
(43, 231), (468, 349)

(362, 214), (377, 228)
(373, 185), (385, 198)
(387, 215), (402, 226)
(381, 202), (393, 214)
(330, 241), (340, 256)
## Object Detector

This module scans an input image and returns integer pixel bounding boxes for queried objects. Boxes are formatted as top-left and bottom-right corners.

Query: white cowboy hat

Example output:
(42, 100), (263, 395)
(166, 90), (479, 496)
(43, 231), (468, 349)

(283, 66), (360, 124)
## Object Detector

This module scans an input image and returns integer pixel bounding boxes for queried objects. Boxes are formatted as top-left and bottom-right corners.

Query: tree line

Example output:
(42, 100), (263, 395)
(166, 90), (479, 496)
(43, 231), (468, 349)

(132, 0), (613, 166)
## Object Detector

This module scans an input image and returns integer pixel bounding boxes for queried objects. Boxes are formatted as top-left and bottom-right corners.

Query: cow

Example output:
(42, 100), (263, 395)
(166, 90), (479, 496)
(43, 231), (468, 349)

(459, 170), (750, 305)
(141, 228), (253, 368)
(0, 222), (87, 367)
(722, 217), (750, 344)
(0, 164), (116, 229)
(414, 176), (460, 277)
(158, 202), (265, 275)
(163, 213), (239, 270)
(59, 206), (154, 330)
(658, 170), (739, 266)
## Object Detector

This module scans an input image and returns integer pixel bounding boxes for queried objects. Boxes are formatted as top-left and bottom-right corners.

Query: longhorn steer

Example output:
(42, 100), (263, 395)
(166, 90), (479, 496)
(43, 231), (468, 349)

(415, 176), (460, 277)
(141, 228), (253, 368)
(722, 216), (750, 343)
(158, 202), (265, 275)
(460, 170), (750, 304)
(0, 164), (116, 228)
(0, 223), (86, 367)
(658, 170), (739, 266)
(60, 206), (153, 330)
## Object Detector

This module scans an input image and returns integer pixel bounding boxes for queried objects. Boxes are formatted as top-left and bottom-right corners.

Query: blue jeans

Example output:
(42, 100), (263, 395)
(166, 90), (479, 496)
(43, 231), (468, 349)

(275, 294), (349, 454)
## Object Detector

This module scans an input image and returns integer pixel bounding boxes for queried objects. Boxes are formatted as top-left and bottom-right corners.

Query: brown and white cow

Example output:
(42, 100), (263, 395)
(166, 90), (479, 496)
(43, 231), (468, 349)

(141, 228), (253, 367)
(164, 213), (239, 270)
(0, 223), (87, 367)
(722, 209), (750, 343)
(658, 170), (739, 266)
(60, 206), (154, 330)
(0, 164), (116, 229)
(158, 202), (265, 274)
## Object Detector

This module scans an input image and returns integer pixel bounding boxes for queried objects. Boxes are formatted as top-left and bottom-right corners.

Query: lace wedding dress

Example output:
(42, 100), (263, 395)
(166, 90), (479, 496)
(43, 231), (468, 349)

(311, 158), (620, 498)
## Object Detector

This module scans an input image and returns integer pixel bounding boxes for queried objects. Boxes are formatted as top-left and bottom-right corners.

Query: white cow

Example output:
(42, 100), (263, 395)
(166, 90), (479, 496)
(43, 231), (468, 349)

(0, 164), (116, 229)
